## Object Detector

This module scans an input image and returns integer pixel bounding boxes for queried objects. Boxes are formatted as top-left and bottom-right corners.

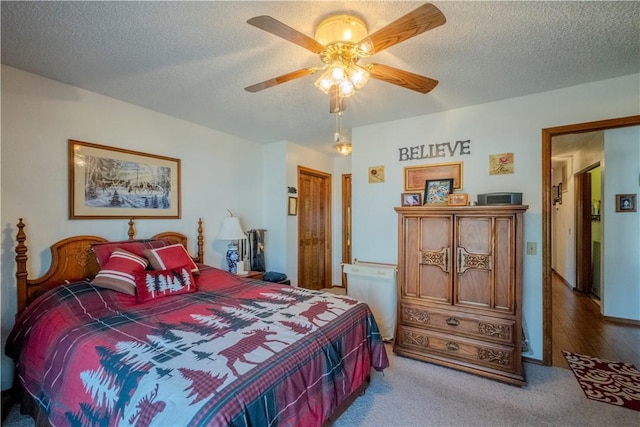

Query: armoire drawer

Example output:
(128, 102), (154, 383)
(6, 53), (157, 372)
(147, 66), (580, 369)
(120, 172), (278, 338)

(397, 325), (517, 373)
(400, 303), (516, 345)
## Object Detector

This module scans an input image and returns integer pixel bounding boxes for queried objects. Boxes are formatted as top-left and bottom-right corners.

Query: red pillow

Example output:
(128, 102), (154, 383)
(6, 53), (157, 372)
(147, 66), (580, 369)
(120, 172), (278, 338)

(91, 249), (149, 295)
(144, 244), (199, 275)
(135, 266), (196, 303)
(92, 239), (173, 266)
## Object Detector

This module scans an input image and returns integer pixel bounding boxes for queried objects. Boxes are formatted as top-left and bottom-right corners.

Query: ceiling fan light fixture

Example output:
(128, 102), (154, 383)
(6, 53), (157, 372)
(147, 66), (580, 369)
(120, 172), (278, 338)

(347, 64), (370, 89)
(246, 4), (445, 98)
(314, 69), (334, 94)
(330, 61), (346, 80)
(335, 142), (352, 156)
(315, 15), (368, 46)
(338, 79), (355, 97)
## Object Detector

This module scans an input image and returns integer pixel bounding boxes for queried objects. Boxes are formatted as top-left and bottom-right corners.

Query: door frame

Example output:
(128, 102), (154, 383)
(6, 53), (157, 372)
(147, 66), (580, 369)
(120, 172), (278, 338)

(341, 174), (352, 287)
(297, 166), (332, 289)
(541, 115), (640, 364)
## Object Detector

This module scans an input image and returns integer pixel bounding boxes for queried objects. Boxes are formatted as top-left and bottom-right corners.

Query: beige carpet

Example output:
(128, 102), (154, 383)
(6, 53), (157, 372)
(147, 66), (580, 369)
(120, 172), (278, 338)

(321, 286), (347, 295)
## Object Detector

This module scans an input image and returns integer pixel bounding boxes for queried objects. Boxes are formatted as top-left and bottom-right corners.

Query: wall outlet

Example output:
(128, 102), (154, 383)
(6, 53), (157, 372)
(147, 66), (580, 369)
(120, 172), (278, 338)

(526, 242), (537, 255)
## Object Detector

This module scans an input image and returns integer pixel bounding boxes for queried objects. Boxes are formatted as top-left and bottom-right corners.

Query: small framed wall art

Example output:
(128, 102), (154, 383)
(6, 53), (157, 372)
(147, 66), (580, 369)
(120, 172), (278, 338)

(288, 197), (298, 215)
(424, 178), (453, 204)
(401, 193), (422, 206)
(615, 194), (636, 212)
(369, 165), (385, 183)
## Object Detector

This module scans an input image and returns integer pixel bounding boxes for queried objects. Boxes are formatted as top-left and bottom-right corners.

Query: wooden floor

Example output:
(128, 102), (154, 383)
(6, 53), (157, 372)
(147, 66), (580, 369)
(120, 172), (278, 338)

(551, 271), (640, 368)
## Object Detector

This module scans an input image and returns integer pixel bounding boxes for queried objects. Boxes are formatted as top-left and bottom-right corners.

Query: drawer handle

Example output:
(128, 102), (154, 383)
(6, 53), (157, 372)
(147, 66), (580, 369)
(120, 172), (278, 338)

(446, 342), (459, 351)
(446, 317), (460, 326)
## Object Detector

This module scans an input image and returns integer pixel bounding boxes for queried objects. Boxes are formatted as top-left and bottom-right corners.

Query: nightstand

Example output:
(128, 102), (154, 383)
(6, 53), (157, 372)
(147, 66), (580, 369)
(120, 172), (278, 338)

(242, 271), (264, 281)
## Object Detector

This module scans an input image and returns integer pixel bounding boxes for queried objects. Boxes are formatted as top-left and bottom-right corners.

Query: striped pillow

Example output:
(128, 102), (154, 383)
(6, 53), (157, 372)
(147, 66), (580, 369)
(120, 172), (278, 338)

(92, 239), (173, 267)
(144, 244), (199, 275)
(91, 249), (149, 295)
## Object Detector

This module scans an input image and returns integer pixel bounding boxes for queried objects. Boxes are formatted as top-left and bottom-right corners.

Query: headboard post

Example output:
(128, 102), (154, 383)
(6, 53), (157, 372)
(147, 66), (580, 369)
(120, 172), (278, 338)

(15, 219), (28, 316)
(197, 218), (204, 263)
(128, 219), (135, 240)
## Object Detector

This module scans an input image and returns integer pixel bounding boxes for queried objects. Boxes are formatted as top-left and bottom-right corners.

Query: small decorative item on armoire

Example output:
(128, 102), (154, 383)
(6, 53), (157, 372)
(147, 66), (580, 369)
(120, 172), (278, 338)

(423, 179), (453, 204)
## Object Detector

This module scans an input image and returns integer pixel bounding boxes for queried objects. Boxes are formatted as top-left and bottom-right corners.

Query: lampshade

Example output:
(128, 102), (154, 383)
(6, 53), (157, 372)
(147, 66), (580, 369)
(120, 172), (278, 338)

(217, 217), (246, 241)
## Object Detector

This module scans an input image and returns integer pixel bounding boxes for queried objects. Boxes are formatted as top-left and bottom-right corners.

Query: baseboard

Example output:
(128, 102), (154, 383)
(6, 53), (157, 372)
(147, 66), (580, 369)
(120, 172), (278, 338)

(523, 356), (545, 366)
(1, 388), (15, 423)
(603, 315), (640, 327)
(551, 269), (573, 289)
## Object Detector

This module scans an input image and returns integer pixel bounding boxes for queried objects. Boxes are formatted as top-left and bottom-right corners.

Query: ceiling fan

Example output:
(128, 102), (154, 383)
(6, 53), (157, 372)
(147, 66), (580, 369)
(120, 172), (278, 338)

(244, 3), (446, 110)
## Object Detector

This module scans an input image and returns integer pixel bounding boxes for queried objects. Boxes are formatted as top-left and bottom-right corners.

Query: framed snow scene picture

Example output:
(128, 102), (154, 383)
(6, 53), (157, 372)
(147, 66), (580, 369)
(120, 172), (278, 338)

(69, 140), (181, 219)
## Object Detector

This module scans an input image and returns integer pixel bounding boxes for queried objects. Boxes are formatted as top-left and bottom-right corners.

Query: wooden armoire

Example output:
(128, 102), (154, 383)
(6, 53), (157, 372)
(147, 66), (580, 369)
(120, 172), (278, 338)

(394, 205), (528, 386)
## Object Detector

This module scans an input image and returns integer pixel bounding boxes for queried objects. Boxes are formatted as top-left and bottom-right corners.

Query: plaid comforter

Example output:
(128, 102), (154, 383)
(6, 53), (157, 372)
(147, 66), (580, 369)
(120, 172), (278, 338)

(6, 265), (389, 426)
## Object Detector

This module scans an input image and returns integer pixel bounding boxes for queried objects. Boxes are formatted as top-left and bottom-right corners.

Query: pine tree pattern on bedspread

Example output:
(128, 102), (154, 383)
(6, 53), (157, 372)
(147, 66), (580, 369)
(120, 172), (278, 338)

(6, 265), (389, 427)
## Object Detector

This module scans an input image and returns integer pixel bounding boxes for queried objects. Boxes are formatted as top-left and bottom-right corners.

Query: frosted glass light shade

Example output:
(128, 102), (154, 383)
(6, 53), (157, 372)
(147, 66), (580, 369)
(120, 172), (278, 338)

(315, 15), (368, 46)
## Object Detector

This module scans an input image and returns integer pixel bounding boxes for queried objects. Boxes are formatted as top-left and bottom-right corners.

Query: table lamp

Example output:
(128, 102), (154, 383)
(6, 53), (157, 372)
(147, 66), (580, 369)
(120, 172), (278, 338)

(217, 213), (246, 274)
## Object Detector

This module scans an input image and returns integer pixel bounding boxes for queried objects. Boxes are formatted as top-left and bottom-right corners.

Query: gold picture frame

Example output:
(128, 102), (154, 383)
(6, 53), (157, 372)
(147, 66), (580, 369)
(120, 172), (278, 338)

(288, 196), (298, 215)
(448, 193), (468, 206)
(69, 140), (180, 219)
(404, 161), (463, 191)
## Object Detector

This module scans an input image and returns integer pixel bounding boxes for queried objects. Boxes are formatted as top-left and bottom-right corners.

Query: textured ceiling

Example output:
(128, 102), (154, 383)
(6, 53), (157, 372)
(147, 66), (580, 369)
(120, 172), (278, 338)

(2, 1), (639, 156)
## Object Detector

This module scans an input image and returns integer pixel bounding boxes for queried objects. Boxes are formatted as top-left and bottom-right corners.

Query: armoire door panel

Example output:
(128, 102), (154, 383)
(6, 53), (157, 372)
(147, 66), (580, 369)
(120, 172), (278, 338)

(457, 217), (492, 254)
(419, 265), (451, 303)
(419, 216), (452, 303)
(456, 217), (492, 308)
(456, 269), (492, 307)
(420, 216), (451, 250)
(494, 218), (515, 311)
(403, 217), (422, 297)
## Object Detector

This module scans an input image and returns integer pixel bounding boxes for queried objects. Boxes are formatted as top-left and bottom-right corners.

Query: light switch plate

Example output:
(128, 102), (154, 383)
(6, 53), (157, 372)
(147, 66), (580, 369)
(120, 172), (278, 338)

(526, 242), (537, 255)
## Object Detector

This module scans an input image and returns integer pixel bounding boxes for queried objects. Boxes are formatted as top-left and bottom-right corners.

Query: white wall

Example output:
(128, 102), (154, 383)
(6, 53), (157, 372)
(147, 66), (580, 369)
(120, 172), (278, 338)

(0, 66), (265, 390)
(262, 141), (288, 275)
(351, 74), (640, 360)
(602, 126), (640, 319)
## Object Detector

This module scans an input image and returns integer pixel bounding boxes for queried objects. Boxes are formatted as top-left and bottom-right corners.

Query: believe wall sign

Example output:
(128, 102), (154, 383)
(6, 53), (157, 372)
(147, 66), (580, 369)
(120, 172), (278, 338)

(399, 139), (471, 162)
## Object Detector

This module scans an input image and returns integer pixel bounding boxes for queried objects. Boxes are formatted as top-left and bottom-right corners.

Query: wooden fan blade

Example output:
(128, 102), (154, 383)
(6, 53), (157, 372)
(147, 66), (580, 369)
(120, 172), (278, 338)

(244, 68), (320, 92)
(248, 16), (325, 54)
(358, 3), (446, 55)
(367, 64), (438, 94)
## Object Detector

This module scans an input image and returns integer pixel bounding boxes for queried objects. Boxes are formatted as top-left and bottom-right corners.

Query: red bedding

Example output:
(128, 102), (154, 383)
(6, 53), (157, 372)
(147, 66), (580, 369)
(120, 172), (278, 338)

(6, 265), (389, 426)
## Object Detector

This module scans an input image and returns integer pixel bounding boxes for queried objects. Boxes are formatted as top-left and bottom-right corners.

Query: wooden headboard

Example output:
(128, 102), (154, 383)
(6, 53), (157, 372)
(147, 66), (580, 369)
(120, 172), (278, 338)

(14, 218), (204, 314)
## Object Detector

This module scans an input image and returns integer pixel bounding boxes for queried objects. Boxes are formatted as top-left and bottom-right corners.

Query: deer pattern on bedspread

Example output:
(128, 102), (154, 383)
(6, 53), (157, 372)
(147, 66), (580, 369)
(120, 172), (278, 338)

(6, 265), (389, 427)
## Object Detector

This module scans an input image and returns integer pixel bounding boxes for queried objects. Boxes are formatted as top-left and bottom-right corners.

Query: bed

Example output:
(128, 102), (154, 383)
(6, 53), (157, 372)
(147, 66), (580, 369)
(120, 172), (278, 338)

(6, 218), (389, 427)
